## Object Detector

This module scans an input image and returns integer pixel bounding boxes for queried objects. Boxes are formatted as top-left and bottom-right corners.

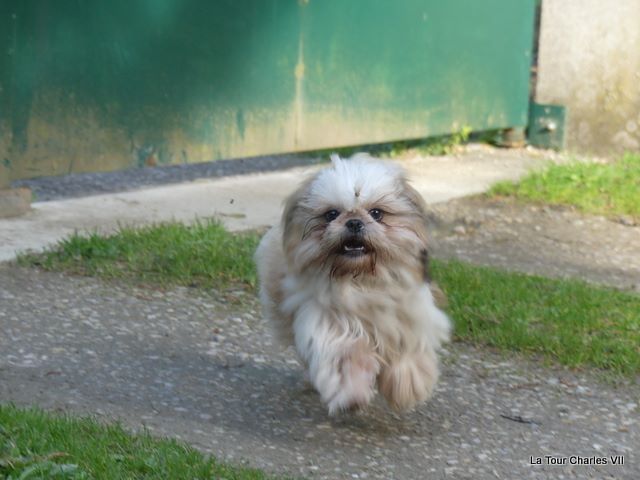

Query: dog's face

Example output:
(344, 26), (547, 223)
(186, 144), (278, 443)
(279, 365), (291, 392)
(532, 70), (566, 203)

(282, 154), (430, 278)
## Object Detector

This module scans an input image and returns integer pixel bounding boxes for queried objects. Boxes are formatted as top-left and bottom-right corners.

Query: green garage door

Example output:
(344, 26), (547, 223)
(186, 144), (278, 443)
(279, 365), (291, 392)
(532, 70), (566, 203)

(0, 0), (536, 183)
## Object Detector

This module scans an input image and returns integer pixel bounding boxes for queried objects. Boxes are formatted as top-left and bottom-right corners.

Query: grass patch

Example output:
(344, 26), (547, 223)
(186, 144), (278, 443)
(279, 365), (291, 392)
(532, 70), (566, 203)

(18, 220), (260, 289)
(0, 404), (276, 479)
(433, 259), (640, 377)
(490, 153), (640, 219)
(19, 223), (640, 376)
(386, 126), (473, 158)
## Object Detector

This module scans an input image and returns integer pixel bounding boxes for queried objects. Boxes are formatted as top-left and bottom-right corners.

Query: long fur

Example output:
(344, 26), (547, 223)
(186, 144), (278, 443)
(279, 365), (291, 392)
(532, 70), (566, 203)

(255, 153), (451, 414)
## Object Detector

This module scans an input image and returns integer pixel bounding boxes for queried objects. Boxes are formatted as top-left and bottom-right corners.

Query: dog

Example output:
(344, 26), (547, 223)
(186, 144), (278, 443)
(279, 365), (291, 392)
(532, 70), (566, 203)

(255, 153), (451, 414)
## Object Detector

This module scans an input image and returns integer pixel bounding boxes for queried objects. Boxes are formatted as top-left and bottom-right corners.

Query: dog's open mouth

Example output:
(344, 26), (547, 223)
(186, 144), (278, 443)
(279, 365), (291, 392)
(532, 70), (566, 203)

(341, 238), (368, 257)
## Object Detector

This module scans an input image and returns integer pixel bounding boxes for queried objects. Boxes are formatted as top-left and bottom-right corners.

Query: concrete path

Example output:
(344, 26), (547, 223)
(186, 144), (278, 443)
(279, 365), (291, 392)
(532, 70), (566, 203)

(0, 145), (556, 262)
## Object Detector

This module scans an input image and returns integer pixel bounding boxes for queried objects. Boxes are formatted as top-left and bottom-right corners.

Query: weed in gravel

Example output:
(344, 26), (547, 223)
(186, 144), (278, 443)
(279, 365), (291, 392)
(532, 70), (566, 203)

(306, 126), (473, 160)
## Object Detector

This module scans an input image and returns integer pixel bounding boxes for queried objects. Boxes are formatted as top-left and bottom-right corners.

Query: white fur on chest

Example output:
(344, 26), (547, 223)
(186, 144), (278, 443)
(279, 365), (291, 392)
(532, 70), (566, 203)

(281, 268), (449, 361)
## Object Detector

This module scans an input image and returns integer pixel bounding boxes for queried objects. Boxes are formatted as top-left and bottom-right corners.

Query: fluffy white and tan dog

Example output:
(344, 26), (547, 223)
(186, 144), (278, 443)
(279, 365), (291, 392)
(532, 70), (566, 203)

(255, 153), (451, 414)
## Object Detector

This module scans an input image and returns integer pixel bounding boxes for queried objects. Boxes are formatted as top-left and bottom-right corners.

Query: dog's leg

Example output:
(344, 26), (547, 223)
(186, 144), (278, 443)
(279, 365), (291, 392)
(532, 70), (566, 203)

(378, 348), (439, 412)
(294, 310), (379, 414)
(325, 337), (380, 414)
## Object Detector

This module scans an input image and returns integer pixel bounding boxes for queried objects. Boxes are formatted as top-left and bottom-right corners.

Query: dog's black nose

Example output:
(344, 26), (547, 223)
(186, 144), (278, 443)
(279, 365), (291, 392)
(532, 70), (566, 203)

(345, 219), (364, 234)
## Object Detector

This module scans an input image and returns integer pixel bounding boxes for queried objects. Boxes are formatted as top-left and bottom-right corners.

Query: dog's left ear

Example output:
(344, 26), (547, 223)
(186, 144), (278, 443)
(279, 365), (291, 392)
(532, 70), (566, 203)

(400, 179), (428, 214)
(400, 178), (430, 244)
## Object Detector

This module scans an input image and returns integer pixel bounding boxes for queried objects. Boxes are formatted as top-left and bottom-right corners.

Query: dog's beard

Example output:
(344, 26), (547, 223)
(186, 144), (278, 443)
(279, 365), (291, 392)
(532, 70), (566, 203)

(328, 233), (379, 278)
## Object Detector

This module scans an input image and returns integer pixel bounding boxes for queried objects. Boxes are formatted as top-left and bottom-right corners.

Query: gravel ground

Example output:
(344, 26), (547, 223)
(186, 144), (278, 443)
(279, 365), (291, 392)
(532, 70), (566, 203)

(12, 154), (325, 202)
(0, 265), (638, 480)
(427, 196), (640, 293)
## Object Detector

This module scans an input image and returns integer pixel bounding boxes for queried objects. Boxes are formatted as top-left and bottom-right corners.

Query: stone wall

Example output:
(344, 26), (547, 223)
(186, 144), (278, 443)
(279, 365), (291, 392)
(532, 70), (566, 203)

(535, 0), (640, 154)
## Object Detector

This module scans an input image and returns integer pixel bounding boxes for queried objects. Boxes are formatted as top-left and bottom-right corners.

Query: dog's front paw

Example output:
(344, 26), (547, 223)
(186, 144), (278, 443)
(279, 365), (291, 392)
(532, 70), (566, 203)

(378, 351), (439, 412)
(321, 340), (380, 415)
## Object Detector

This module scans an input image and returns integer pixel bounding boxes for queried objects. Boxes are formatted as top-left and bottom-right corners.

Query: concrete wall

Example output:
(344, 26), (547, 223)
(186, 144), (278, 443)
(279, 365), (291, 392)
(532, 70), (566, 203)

(535, 0), (640, 154)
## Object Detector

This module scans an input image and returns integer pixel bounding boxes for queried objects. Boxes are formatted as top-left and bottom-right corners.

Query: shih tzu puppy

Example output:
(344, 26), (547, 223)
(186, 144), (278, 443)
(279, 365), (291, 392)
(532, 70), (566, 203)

(255, 153), (451, 414)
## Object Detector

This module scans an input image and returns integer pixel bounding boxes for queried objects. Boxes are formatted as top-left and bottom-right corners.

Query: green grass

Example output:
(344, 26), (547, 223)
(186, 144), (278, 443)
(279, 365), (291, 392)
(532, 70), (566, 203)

(433, 259), (640, 377)
(19, 221), (640, 377)
(18, 220), (260, 289)
(490, 153), (640, 219)
(0, 405), (276, 480)
(386, 126), (473, 158)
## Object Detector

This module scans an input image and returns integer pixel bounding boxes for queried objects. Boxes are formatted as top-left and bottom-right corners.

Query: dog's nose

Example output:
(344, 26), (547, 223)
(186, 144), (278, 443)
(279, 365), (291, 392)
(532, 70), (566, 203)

(345, 219), (364, 234)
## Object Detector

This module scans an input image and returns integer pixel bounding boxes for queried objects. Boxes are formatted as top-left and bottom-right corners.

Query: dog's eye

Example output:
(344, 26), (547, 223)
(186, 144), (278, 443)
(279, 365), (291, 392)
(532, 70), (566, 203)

(369, 208), (384, 222)
(324, 209), (340, 222)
